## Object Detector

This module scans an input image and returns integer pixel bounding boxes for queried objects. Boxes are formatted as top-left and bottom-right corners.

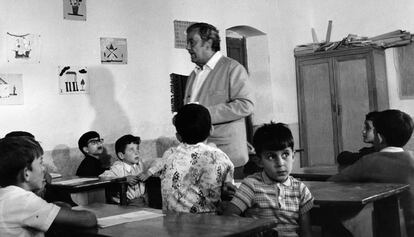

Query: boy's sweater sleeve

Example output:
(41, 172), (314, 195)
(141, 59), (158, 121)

(329, 157), (366, 182)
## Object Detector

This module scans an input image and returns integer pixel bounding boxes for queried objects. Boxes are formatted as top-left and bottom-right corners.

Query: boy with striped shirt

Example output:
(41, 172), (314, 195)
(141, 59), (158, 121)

(224, 123), (313, 237)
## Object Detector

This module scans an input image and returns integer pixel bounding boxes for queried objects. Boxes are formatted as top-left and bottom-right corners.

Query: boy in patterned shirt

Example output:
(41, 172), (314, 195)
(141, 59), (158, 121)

(144, 103), (234, 213)
(224, 122), (313, 237)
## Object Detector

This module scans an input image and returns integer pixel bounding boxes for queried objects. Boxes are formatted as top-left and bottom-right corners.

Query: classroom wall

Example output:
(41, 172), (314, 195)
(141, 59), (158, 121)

(2, 0), (414, 172)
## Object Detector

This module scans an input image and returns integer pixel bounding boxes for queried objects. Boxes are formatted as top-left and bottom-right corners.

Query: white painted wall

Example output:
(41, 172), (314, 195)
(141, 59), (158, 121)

(1, 0), (414, 158)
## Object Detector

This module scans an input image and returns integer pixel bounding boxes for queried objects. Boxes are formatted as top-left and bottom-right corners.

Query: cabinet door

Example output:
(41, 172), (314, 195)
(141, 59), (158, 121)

(297, 59), (336, 166)
(334, 55), (370, 152)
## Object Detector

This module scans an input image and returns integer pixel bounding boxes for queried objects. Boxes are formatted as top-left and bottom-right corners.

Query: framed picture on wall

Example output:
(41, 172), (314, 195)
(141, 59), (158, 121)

(63, 0), (87, 21)
(174, 20), (196, 49)
(0, 74), (24, 105)
(100, 37), (128, 64)
(58, 66), (89, 95)
(6, 32), (41, 64)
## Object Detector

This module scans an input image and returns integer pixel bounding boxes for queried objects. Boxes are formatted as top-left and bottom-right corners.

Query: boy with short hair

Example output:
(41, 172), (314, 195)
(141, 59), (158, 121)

(224, 122), (313, 237)
(337, 111), (380, 167)
(0, 136), (97, 236)
(100, 134), (147, 206)
(76, 131), (107, 176)
(147, 103), (234, 213)
(330, 109), (414, 236)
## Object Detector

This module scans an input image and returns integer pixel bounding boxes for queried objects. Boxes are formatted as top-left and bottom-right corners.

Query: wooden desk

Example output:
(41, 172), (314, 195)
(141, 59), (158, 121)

(305, 181), (409, 237)
(67, 203), (277, 237)
(49, 176), (128, 205)
(291, 166), (338, 181)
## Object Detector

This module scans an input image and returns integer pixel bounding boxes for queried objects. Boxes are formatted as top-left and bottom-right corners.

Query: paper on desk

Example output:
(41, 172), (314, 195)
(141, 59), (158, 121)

(50, 173), (62, 179)
(98, 211), (165, 228)
(52, 177), (99, 185)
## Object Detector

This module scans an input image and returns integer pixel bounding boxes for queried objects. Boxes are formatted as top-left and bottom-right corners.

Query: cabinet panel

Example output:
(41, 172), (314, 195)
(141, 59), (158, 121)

(299, 61), (335, 166)
(336, 58), (370, 152)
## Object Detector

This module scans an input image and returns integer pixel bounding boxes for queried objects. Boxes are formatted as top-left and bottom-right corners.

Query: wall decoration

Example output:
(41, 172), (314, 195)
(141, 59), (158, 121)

(58, 66), (89, 94)
(174, 20), (196, 49)
(100, 37), (127, 64)
(6, 32), (41, 63)
(0, 74), (24, 105)
(63, 0), (87, 21)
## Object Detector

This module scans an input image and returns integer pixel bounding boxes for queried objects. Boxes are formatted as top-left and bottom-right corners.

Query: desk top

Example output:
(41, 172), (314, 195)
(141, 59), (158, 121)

(74, 203), (277, 237)
(49, 176), (126, 191)
(305, 181), (409, 205)
(291, 166), (338, 181)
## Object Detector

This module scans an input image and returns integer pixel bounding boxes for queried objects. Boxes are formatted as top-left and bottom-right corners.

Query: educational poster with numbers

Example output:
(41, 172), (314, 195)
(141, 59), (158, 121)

(6, 32), (41, 63)
(0, 74), (24, 105)
(174, 20), (196, 49)
(100, 37), (128, 64)
(58, 66), (89, 95)
(63, 0), (87, 21)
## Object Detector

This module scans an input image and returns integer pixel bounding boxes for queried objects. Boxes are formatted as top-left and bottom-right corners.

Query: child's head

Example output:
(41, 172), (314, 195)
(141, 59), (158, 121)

(362, 111), (379, 144)
(5, 131), (35, 138)
(0, 136), (45, 191)
(174, 103), (211, 144)
(115, 134), (141, 165)
(78, 131), (104, 157)
(253, 122), (294, 182)
(373, 109), (414, 148)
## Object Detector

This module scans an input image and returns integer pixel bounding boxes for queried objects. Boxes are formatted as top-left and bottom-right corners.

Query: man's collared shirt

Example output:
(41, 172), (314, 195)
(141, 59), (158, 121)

(189, 51), (223, 103)
(231, 172), (314, 237)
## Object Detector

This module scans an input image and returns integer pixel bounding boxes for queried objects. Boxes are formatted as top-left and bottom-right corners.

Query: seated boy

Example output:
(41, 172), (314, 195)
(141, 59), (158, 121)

(145, 103), (234, 213)
(330, 109), (414, 236)
(100, 134), (147, 206)
(0, 136), (97, 236)
(223, 122), (314, 237)
(76, 131), (107, 176)
(337, 111), (379, 167)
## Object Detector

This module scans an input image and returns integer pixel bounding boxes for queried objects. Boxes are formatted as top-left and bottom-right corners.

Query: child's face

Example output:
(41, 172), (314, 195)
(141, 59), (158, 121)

(362, 120), (375, 144)
(260, 147), (294, 182)
(85, 137), (104, 157)
(120, 143), (140, 165)
(26, 156), (45, 191)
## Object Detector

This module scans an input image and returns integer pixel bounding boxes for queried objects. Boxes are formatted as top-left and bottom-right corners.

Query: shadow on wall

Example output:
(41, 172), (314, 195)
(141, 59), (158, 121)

(87, 66), (132, 142)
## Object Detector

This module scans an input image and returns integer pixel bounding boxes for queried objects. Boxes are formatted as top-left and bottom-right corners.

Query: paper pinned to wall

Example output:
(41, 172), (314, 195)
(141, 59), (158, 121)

(98, 211), (165, 228)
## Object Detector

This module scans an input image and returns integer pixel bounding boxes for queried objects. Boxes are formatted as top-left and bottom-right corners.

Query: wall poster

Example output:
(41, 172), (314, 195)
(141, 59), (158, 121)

(100, 37), (128, 64)
(0, 74), (24, 105)
(63, 0), (87, 21)
(6, 32), (41, 63)
(58, 66), (89, 95)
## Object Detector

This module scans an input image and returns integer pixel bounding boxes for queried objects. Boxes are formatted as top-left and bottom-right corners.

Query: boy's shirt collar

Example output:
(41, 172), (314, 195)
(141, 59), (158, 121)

(380, 147), (404, 152)
(261, 171), (292, 187)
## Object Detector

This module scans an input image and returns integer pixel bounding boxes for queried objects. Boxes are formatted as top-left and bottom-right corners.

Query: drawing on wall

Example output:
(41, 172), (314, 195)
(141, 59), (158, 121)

(0, 74), (24, 105)
(58, 66), (89, 94)
(100, 37), (128, 64)
(174, 20), (196, 49)
(6, 32), (41, 63)
(63, 0), (87, 21)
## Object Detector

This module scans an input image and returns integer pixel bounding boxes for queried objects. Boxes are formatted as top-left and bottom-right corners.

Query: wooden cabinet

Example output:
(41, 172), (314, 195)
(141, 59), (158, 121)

(295, 46), (389, 166)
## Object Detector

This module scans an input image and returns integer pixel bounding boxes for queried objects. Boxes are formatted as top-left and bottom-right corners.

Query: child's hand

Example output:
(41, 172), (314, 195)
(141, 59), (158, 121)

(126, 175), (140, 186)
(221, 182), (236, 201)
(137, 172), (151, 182)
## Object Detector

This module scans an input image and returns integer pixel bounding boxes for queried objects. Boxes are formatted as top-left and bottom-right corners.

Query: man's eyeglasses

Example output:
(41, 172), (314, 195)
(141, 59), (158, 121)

(88, 138), (104, 145)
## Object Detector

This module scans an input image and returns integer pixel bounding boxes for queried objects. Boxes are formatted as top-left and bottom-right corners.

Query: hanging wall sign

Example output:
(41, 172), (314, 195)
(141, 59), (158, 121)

(6, 32), (41, 63)
(58, 66), (89, 95)
(63, 0), (87, 21)
(0, 74), (24, 105)
(100, 37), (128, 64)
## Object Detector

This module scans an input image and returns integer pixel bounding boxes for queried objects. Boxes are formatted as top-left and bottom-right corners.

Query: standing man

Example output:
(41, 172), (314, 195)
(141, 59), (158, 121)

(184, 22), (254, 178)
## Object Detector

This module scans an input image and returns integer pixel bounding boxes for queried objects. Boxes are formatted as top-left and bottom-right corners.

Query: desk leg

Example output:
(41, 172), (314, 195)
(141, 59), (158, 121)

(119, 182), (128, 206)
(373, 195), (404, 237)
